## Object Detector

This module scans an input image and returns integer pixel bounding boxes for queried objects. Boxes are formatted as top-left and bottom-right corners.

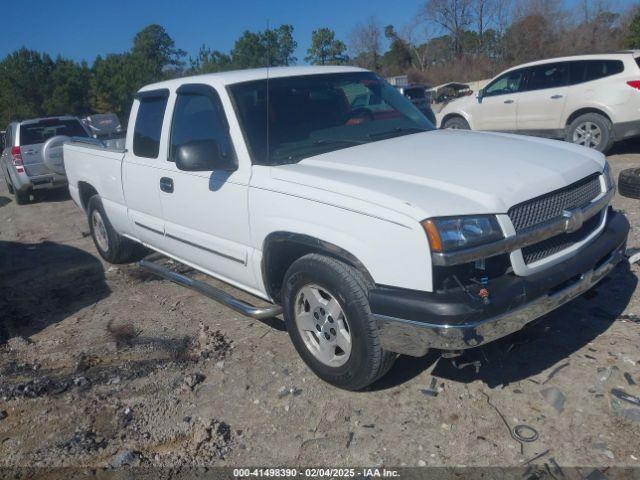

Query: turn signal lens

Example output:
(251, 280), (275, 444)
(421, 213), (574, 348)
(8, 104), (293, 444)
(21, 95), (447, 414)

(421, 219), (443, 252)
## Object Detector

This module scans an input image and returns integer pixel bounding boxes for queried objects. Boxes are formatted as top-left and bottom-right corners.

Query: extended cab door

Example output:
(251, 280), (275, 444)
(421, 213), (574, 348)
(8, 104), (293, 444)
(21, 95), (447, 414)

(516, 62), (570, 134)
(158, 83), (255, 289)
(122, 90), (170, 246)
(473, 68), (526, 131)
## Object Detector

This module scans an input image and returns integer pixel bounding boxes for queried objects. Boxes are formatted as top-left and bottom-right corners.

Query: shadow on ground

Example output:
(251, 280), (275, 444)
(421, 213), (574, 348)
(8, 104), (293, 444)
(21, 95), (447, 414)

(0, 196), (11, 207)
(373, 261), (637, 390)
(0, 240), (110, 344)
(609, 137), (640, 156)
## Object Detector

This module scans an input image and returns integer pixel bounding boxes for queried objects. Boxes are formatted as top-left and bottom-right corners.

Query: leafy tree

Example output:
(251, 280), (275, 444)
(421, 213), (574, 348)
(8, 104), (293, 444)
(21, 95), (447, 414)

(189, 46), (233, 73)
(231, 25), (297, 68)
(131, 24), (186, 81)
(625, 10), (640, 48)
(305, 28), (348, 65)
(44, 58), (91, 116)
(381, 25), (413, 74)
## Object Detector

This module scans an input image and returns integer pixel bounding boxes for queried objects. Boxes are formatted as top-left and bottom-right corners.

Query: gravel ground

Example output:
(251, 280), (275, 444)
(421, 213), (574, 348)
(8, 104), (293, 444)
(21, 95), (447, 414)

(1, 140), (640, 475)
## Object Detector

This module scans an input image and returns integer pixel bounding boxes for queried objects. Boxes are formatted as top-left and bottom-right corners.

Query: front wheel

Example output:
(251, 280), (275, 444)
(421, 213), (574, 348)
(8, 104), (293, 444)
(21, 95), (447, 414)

(282, 254), (396, 390)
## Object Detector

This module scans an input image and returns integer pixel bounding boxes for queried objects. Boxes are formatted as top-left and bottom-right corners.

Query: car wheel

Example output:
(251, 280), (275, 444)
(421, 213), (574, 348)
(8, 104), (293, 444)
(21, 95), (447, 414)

(443, 116), (470, 130)
(14, 188), (29, 205)
(618, 168), (640, 199)
(5, 171), (14, 194)
(282, 253), (396, 390)
(87, 195), (147, 264)
(566, 113), (613, 153)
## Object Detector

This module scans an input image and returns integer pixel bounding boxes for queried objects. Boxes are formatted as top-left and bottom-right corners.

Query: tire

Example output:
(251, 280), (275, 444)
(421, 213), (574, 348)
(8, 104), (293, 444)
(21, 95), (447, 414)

(618, 168), (640, 200)
(14, 188), (29, 205)
(282, 253), (396, 390)
(87, 195), (146, 264)
(442, 116), (470, 130)
(4, 169), (14, 194)
(566, 113), (613, 153)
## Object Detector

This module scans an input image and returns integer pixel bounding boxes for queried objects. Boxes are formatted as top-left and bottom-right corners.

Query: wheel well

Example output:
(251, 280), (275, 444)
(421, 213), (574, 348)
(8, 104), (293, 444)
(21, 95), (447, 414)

(261, 233), (374, 303)
(78, 182), (98, 212)
(565, 108), (612, 127)
(440, 113), (466, 128)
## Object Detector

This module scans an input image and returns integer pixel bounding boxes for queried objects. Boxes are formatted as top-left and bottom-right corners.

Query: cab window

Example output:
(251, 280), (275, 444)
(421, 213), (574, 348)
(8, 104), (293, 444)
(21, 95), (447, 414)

(484, 70), (526, 97)
(524, 62), (569, 91)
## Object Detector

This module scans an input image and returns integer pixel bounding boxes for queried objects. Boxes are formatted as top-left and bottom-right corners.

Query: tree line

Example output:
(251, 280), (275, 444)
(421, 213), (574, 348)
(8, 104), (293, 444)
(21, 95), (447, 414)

(1, 0), (639, 128)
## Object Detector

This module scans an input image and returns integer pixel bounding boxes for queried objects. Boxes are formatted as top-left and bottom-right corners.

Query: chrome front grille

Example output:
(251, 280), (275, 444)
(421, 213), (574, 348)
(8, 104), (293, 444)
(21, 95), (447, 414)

(508, 174), (602, 233)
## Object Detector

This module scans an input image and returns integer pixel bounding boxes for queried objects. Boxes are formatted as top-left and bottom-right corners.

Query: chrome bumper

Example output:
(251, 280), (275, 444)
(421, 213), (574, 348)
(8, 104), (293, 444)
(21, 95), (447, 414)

(375, 239), (626, 356)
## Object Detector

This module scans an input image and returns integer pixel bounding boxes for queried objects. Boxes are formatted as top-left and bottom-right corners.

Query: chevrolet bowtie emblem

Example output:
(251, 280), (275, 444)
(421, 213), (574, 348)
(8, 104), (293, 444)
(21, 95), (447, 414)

(562, 208), (584, 233)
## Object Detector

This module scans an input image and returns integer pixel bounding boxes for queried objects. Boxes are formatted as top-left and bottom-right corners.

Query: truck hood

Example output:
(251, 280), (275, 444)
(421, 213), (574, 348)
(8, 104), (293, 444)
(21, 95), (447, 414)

(270, 129), (605, 222)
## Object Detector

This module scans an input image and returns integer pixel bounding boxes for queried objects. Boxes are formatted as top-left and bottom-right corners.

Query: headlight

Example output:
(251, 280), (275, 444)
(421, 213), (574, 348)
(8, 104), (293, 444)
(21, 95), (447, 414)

(422, 215), (503, 252)
(603, 161), (615, 191)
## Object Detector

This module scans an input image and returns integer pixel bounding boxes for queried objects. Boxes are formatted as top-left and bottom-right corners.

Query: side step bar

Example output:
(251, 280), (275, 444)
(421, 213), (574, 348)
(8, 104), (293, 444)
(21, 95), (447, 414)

(138, 259), (283, 320)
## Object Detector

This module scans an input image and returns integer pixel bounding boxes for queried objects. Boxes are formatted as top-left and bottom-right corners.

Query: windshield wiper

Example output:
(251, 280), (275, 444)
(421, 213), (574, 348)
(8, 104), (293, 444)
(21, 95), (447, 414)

(312, 138), (367, 146)
(367, 127), (429, 140)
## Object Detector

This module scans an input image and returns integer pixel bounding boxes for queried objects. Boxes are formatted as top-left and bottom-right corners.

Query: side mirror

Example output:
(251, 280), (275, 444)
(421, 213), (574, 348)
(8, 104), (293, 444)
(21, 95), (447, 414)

(476, 89), (484, 102)
(175, 139), (237, 172)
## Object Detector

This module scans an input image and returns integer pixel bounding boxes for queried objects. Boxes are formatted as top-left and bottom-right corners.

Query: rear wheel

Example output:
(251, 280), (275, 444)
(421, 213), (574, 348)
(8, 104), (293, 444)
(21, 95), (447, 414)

(87, 195), (147, 263)
(282, 254), (396, 390)
(14, 189), (29, 205)
(442, 116), (470, 130)
(566, 113), (613, 153)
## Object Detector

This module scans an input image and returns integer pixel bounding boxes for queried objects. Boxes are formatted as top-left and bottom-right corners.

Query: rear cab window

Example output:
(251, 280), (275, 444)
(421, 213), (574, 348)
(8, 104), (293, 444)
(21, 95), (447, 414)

(133, 92), (169, 158)
(19, 119), (88, 146)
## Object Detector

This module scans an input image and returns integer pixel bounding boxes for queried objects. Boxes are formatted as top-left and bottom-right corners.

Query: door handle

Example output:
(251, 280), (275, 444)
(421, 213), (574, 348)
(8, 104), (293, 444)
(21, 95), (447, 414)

(550, 94), (564, 99)
(504, 99), (514, 104)
(160, 177), (174, 193)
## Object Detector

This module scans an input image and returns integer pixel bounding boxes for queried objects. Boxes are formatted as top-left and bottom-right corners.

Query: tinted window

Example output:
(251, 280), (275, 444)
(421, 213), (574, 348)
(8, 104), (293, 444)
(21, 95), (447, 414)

(170, 90), (233, 162)
(229, 72), (433, 165)
(524, 62), (568, 91)
(19, 119), (88, 146)
(133, 97), (168, 158)
(569, 60), (624, 84)
(484, 69), (526, 97)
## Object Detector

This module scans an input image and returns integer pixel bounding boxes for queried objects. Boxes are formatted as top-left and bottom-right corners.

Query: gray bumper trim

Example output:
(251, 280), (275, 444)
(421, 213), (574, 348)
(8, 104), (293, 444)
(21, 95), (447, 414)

(375, 241), (625, 356)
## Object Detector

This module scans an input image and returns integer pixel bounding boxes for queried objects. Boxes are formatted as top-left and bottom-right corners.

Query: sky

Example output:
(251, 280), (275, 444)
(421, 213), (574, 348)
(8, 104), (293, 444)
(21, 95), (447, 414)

(0, 0), (637, 65)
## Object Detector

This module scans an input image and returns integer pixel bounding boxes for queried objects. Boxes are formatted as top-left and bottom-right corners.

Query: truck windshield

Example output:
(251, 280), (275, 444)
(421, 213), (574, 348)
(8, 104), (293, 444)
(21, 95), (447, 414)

(20, 119), (88, 146)
(229, 72), (435, 165)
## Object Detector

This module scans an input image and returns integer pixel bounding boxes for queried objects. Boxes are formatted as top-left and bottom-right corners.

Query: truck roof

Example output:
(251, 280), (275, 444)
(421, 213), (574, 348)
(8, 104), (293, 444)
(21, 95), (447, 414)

(138, 65), (367, 93)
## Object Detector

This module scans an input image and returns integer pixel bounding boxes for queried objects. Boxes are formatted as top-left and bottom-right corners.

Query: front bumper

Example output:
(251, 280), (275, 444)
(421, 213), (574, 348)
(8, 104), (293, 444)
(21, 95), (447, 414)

(372, 211), (629, 356)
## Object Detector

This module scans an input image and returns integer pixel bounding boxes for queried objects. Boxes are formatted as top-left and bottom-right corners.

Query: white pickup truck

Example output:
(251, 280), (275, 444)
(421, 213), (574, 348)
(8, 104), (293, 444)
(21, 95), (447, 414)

(62, 66), (629, 390)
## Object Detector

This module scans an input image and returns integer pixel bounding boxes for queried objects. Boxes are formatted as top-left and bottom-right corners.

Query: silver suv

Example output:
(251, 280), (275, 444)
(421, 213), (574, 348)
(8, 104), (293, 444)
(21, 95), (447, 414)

(1, 116), (89, 204)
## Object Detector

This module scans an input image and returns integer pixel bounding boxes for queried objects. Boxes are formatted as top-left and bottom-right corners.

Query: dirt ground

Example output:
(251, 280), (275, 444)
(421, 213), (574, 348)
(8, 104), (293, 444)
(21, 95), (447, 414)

(1, 140), (640, 475)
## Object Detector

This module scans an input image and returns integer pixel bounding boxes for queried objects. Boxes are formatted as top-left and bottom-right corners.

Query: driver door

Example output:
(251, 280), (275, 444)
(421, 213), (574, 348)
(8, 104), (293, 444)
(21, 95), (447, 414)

(473, 68), (526, 131)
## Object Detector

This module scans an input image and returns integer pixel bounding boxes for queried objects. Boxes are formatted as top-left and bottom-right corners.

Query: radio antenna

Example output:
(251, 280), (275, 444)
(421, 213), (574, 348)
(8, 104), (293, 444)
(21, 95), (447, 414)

(266, 18), (271, 164)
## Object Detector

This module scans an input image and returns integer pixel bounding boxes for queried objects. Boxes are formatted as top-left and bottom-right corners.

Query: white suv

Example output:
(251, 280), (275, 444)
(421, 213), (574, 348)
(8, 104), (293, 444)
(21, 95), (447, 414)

(438, 51), (640, 153)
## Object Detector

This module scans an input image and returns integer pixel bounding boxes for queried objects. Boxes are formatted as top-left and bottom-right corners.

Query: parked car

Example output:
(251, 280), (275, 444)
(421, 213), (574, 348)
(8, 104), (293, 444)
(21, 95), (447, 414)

(82, 113), (126, 150)
(395, 84), (437, 125)
(438, 51), (640, 153)
(61, 66), (627, 390)
(1, 116), (90, 204)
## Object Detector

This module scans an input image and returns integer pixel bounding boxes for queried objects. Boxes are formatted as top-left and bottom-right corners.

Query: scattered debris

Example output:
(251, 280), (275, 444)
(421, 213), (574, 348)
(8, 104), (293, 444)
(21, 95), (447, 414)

(110, 449), (141, 468)
(184, 373), (206, 390)
(592, 442), (615, 459)
(523, 449), (550, 465)
(60, 428), (108, 454)
(421, 377), (439, 397)
(621, 408), (640, 423)
(120, 407), (133, 428)
(542, 362), (570, 384)
(513, 424), (539, 443)
(451, 358), (481, 374)
(277, 387), (290, 398)
(540, 387), (566, 413)
(346, 432), (354, 449)
(0, 411), (7, 421)
(481, 391), (525, 453)
(195, 324), (233, 361)
(610, 388), (640, 407)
